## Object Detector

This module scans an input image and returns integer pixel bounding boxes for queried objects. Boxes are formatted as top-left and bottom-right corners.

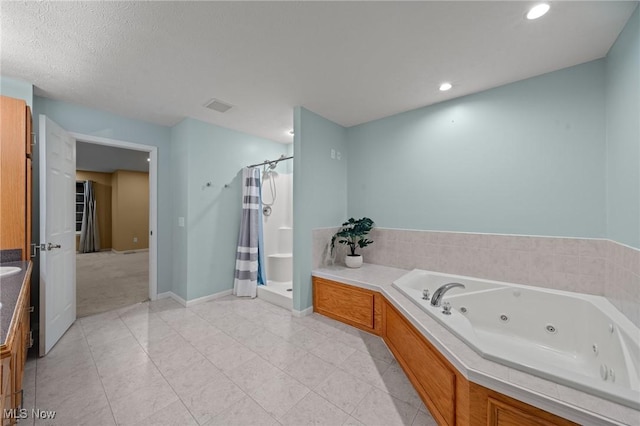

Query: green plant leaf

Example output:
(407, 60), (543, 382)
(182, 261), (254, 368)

(330, 217), (375, 256)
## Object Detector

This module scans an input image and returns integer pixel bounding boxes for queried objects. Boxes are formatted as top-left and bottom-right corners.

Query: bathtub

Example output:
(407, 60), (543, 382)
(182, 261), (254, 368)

(392, 269), (640, 410)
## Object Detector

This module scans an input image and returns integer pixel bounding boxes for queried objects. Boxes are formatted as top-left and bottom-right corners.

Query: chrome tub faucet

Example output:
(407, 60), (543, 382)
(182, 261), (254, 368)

(430, 282), (465, 307)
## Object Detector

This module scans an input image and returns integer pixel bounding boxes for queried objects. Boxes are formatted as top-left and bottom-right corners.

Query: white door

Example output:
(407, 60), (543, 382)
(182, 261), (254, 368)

(39, 115), (76, 356)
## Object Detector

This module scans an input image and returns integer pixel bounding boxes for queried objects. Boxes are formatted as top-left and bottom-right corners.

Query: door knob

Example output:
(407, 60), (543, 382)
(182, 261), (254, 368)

(46, 243), (61, 251)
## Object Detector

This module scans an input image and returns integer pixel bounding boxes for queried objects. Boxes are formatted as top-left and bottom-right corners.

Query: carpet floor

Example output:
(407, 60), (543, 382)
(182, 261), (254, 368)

(76, 250), (149, 317)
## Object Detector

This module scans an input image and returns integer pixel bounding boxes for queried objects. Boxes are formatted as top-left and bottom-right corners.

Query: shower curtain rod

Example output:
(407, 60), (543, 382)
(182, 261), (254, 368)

(247, 155), (294, 168)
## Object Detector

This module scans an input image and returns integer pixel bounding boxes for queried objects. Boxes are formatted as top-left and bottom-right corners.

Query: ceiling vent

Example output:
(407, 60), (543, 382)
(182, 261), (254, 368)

(204, 98), (233, 113)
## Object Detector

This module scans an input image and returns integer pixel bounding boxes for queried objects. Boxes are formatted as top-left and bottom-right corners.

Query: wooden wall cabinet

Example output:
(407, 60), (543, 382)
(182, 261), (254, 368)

(0, 95), (33, 260)
(313, 277), (577, 426)
(313, 277), (383, 335)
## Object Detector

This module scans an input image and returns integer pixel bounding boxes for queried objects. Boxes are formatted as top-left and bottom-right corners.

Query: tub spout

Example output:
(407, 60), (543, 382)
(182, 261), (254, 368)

(431, 282), (465, 307)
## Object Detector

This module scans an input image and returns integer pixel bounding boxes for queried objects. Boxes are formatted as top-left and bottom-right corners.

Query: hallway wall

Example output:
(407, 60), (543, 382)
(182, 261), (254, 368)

(112, 170), (149, 251)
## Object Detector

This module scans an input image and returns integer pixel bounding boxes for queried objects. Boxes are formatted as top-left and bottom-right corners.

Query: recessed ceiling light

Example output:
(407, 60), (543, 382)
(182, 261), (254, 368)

(147, 157), (150, 162)
(439, 83), (452, 91)
(526, 4), (550, 20)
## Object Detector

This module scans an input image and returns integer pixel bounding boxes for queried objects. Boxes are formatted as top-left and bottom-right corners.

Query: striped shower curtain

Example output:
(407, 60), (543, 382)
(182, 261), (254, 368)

(233, 167), (266, 297)
(79, 180), (100, 253)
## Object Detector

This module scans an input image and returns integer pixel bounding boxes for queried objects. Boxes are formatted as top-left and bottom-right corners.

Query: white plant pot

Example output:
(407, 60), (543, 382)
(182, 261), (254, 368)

(345, 255), (363, 268)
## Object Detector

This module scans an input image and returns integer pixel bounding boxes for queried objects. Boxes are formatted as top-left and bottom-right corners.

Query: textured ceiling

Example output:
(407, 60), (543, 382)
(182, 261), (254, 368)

(1, 1), (637, 143)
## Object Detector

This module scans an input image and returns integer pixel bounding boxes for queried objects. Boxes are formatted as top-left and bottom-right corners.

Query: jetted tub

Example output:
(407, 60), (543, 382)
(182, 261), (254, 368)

(392, 269), (640, 410)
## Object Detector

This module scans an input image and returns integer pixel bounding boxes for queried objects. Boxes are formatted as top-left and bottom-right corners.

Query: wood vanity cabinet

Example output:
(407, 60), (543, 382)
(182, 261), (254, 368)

(313, 277), (578, 426)
(0, 95), (33, 261)
(0, 266), (32, 425)
(1, 94), (33, 424)
(312, 277), (383, 335)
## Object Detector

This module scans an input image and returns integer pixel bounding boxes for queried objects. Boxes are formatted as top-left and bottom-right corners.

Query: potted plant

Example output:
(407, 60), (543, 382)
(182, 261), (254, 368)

(330, 217), (374, 268)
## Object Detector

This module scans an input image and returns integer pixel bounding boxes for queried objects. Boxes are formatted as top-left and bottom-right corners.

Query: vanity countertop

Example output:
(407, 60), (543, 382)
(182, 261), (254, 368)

(312, 263), (639, 426)
(1, 260), (32, 345)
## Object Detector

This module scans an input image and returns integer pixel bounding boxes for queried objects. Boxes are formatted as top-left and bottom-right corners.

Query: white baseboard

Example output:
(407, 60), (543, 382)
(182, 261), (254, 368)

(185, 289), (233, 307)
(292, 305), (313, 317)
(157, 291), (187, 307)
(111, 248), (149, 254)
(156, 291), (172, 300)
(156, 289), (232, 307)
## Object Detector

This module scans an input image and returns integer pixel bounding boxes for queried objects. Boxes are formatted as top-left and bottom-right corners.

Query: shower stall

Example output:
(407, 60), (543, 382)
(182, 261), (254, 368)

(248, 154), (293, 310)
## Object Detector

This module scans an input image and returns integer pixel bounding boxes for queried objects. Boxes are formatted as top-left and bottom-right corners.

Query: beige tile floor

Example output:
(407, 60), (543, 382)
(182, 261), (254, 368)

(22, 296), (436, 426)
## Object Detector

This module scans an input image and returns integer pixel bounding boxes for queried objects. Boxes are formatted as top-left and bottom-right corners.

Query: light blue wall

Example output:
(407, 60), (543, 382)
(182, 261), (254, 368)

(33, 96), (174, 294)
(0, 76), (33, 107)
(606, 6), (640, 249)
(293, 107), (348, 311)
(170, 120), (191, 300)
(286, 143), (294, 174)
(347, 60), (607, 238)
(171, 118), (289, 301)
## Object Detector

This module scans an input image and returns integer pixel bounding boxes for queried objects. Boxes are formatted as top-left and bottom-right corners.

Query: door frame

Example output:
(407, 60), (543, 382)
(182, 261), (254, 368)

(70, 132), (158, 301)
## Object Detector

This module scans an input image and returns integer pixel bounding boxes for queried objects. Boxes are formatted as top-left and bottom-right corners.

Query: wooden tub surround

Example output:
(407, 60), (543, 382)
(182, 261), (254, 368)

(313, 278), (384, 335)
(312, 266), (637, 426)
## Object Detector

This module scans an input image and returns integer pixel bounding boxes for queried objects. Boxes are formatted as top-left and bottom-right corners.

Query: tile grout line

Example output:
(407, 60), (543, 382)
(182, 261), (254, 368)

(185, 302), (295, 424)
(80, 319), (119, 426)
(116, 304), (200, 426)
(185, 299), (353, 423)
(195, 301), (403, 425)
(249, 306), (426, 422)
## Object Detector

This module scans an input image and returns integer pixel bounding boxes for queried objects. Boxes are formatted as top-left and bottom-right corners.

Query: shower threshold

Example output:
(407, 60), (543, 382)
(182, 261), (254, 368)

(258, 280), (293, 311)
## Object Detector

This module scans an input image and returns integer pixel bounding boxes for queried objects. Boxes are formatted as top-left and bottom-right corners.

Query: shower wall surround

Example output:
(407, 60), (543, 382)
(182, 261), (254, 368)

(312, 227), (640, 328)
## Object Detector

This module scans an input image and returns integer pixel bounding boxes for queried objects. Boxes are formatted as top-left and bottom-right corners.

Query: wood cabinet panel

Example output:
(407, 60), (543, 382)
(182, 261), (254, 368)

(0, 356), (10, 423)
(13, 278), (30, 412)
(10, 334), (22, 416)
(489, 397), (557, 426)
(372, 292), (383, 335)
(313, 278), (378, 333)
(0, 96), (27, 255)
(455, 371), (471, 426)
(26, 158), (32, 261)
(470, 385), (578, 426)
(25, 106), (31, 156)
(384, 301), (456, 426)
